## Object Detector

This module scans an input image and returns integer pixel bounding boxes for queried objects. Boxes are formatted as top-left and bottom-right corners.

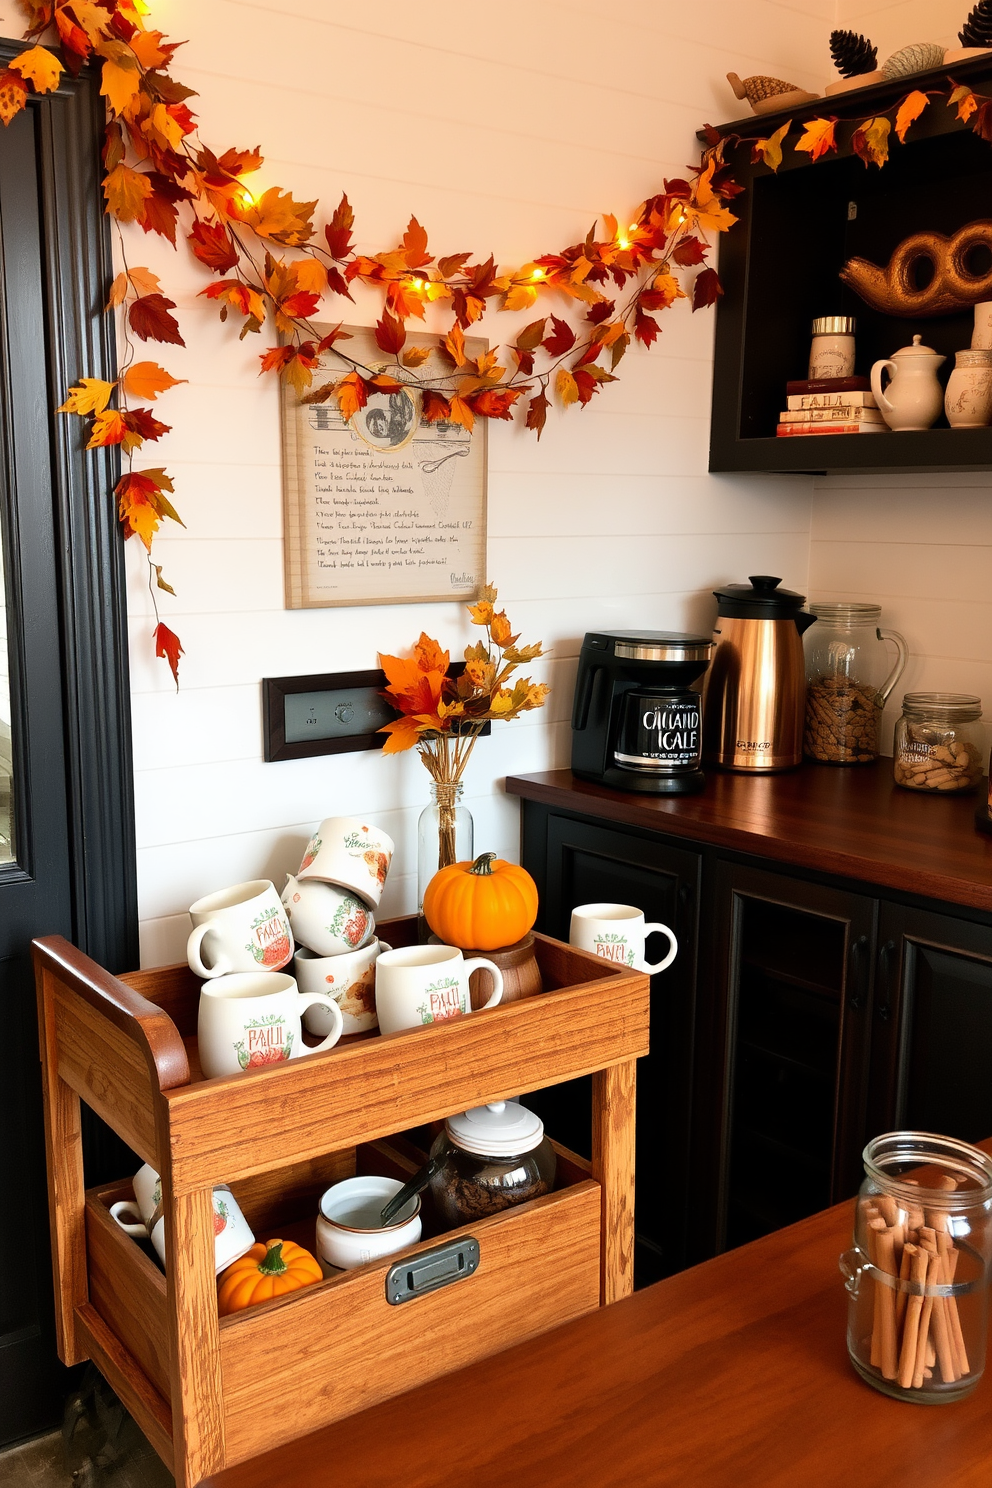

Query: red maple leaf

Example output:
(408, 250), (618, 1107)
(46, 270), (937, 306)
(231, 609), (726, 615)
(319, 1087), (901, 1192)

(154, 622), (183, 688)
(691, 267), (723, 311)
(543, 316), (576, 357)
(123, 407), (171, 442)
(188, 219), (238, 272)
(129, 293), (185, 346)
(324, 193), (354, 260)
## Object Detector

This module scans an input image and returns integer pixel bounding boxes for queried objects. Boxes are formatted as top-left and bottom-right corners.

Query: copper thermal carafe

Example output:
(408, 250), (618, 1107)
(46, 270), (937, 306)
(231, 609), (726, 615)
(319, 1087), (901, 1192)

(703, 575), (817, 772)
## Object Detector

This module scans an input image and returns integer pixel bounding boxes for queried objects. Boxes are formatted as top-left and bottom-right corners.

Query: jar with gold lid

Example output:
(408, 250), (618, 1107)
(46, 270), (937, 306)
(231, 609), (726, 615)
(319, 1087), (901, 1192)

(893, 693), (985, 793)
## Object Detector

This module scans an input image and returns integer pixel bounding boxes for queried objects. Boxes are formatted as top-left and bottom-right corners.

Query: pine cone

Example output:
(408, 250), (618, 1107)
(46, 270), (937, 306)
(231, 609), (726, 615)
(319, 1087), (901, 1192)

(960, 0), (992, 47)
(829, 28), (878, 76)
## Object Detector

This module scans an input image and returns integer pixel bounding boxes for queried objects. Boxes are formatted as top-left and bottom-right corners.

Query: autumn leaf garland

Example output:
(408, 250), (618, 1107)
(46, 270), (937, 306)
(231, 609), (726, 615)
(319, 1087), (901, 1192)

(8, 2), (740, 685)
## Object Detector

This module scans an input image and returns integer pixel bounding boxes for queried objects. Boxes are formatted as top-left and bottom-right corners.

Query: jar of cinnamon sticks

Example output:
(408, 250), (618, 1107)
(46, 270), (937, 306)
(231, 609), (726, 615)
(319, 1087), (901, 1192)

(840, 1133), (992, 1403)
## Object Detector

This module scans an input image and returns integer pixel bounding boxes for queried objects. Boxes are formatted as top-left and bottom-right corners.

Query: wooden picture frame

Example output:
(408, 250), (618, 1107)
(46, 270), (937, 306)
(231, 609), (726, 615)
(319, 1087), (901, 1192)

(280, 324), (487, 608)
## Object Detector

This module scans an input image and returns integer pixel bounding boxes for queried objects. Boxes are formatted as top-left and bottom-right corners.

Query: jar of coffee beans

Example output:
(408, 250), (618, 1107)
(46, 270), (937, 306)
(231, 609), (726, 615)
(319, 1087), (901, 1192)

(804, 602), (908, 764)
(428, 1100), (556, 1226)
(893, 694), (985, 793)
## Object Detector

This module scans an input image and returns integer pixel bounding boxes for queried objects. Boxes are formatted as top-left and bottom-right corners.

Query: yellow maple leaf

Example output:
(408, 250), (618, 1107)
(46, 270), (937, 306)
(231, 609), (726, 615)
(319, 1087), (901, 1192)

(129, 29), (173, 71)
(556, 368), (579, 406)
(688, 159), (738, 233)
(895, 90), (929, 144)
(401, 346), (431, 368)
(10, 45), (64, 93)
(752, 119), (791, 173)
(141, 101), (185, 151)
(120, 492), (160, 549)
(795, 116), (837, 163)
(949, 85), (978, 123)
(652, 270), (685, 309)
(283, 354), (314, 398)
(103, 163), (152, 222)
(58, 378), (116, 417)
(443, 323), (467, 367)
(503, 282), (539, 312)
(293, 258), (327, 294)
(856, 116), (891, 167)
(122, 361), (186, 401)
(100, 51), (141, 117)
(243, 187), (316, 246)
(468, 599), (494, 625)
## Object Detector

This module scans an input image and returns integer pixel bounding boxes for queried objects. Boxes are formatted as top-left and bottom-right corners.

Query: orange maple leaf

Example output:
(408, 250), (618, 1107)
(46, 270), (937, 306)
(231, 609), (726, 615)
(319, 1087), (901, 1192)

(949, 86), (978, 123)
(413, 634), (450, 674)
(0, 69), (29, 127)
(379, 652), (426, 698)
(335, 370), (368, 421)
(154, 622), (183, 689)
(87, 410), (128, 448)
(895, 90), (929, 143)
(104, 163), (153, 222)
(122, 362), (186, 401)
(795, 117), (837, 163)
(241, 186), (316, 247)
(9, 45), (63, 93)
(378, 716), (427, 754)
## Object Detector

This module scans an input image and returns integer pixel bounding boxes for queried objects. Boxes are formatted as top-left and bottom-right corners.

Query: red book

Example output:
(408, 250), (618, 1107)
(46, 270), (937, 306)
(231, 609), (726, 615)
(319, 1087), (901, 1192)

(785, 376), (872, 396)
(776, 421), (884, 436)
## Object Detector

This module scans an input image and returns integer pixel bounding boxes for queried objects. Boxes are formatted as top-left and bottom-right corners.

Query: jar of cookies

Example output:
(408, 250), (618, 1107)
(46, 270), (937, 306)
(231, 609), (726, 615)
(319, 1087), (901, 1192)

(804, 603), (908, 764)
(893, 694), (985, 793)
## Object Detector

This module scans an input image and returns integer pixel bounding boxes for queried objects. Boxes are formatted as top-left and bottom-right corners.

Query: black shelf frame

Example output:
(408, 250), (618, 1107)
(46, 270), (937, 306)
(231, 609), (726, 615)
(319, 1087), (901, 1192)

(705, 54), (992, 475)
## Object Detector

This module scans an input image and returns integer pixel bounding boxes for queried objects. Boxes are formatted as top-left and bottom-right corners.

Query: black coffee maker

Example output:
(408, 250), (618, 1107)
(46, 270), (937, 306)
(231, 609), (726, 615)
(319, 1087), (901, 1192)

(570, 630), (713, 795)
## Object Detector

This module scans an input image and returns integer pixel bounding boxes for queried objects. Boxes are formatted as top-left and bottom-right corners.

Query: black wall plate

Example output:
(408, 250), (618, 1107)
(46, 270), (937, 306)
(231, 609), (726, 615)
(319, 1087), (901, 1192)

(262, 666), (488, 762)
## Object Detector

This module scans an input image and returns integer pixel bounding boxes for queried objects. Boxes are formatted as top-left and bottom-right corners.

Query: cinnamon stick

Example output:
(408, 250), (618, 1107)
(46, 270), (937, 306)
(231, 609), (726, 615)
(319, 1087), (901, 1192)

(938, 1232), (970, 1377)
(867, 1218), (885, 1368)
(894, 1241), (913, 1331)
(920, 1230), (958, 1383)
(874, 1224), (899, 1381)
(897, 1245), (927, 1389)
(912, 1249), (939, 1389)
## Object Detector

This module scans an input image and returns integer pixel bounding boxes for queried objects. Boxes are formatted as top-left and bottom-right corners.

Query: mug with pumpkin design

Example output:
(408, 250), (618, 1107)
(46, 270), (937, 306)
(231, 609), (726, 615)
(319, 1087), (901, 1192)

(282, 874), (376, 957)
(197, 971), (344, 1078)
(297, 816), (394, 908)
(296, 938), (392, 1035)
(110, 1174), (254, 1273)
(187, 879), (294, 979)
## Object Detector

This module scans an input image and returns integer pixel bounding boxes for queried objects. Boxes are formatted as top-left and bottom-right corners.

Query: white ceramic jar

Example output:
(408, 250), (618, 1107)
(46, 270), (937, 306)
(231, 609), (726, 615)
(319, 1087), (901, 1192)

(809, 316), (856, 379)
(315, 1176), (421, 1272)
(871, 335), (946, 431)
(944, 349), (992, 428)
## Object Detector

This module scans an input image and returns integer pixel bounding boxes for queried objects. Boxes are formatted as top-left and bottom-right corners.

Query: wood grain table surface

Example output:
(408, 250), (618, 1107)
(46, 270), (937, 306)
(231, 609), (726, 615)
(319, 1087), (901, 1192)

(206, 1137), (992, 1488)
(506, 763), (992, 913)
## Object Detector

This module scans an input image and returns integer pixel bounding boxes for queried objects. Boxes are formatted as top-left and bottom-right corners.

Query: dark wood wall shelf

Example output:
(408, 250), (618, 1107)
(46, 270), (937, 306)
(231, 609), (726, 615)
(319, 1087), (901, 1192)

(705, 54), (992, 475)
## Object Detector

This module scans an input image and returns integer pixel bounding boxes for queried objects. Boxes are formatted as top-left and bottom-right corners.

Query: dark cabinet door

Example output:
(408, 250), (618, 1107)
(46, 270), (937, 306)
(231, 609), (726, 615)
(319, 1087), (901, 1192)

(702, 862), (876, 1255)
(521, 808), (700, 1281)
(869, 905), (992, 1145)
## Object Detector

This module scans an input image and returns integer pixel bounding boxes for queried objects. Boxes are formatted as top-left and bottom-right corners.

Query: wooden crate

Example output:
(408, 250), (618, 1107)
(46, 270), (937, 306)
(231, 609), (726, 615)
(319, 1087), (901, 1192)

(34, 920), (649, 1488)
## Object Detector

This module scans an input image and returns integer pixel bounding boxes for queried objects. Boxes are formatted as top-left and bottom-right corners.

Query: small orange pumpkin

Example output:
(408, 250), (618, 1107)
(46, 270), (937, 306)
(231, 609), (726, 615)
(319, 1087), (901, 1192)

(217, 1239), (322, 1316)
(423, 852), (539, 951)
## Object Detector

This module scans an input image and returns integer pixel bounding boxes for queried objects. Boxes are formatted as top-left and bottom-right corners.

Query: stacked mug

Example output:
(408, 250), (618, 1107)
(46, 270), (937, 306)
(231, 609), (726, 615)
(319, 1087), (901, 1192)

(283, 817), (395, 1039)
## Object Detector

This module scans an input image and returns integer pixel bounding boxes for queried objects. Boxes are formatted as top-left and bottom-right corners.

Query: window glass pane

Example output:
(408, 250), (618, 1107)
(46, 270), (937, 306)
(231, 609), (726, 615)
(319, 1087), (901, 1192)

(0, 546), (13, 862)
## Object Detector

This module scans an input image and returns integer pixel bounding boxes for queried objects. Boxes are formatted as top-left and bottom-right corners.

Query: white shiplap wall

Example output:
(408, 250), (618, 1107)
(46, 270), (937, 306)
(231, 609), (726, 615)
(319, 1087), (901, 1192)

(812, 1), (992, 758)
(123, 0), (825, 966)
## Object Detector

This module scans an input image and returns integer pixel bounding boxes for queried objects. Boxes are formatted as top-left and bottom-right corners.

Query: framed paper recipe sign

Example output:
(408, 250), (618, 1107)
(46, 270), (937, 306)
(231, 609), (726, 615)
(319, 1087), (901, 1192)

(281, 323), (487, 608)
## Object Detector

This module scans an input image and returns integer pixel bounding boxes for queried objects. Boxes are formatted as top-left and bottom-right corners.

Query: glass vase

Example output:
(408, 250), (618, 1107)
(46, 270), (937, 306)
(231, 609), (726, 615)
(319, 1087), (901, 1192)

(417, 781), (473, 925)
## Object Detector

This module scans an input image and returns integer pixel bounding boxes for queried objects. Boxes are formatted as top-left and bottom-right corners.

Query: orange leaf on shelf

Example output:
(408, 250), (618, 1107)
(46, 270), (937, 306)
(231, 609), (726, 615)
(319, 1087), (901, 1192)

(795, 116), (838, 163)
(852, 116), (891, 168)
(895, 90), (928, 143)
(949, 85), (978, 123)
(751, 120), (791, 173)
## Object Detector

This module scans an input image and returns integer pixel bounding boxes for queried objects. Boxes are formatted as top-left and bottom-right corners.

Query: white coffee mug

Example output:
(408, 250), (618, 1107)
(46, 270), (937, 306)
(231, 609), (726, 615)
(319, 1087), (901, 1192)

(315, 1176), (421, 1272)
(197, 972), (344, 1079)
(187, 879), (294, 979)
(110, 1179), (254, 1274)
(374, 944), (503, 1036)
(296, 939), (392, 1035)
(282, 874), (376, 957)
(297, 817), (395, 907)
(569, 902), (678, 974)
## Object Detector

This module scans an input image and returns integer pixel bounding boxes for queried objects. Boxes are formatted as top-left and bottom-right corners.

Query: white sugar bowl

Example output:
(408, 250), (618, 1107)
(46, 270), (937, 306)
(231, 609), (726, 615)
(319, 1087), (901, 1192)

(315, 1176), (421, 1272)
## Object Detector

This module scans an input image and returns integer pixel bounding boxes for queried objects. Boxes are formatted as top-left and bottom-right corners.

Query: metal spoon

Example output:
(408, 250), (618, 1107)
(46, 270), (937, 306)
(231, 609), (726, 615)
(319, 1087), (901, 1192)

(380, 1155), (440, 1226)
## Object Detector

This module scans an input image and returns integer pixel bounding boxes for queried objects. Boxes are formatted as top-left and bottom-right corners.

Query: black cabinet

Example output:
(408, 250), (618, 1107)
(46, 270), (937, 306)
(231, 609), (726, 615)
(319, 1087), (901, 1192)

(868, 905), (992, 1146)
(523, 814), (700, 1283)
(520, 798), (992, 1279)
(704, 863), (874, 1253)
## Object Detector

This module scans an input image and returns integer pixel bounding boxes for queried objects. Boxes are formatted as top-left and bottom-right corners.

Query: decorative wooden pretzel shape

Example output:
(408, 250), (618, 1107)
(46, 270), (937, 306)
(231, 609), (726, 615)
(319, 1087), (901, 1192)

(841, 220), (992, 317)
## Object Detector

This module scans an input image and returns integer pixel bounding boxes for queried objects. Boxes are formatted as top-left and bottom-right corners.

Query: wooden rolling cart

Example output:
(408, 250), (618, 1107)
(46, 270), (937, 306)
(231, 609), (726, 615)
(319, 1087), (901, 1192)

(33, 918), (648, 1488)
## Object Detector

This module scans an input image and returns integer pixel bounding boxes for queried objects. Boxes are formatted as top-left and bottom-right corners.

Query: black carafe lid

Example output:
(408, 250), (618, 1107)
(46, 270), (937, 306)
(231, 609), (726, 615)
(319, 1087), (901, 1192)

(713, 575), (810, 620)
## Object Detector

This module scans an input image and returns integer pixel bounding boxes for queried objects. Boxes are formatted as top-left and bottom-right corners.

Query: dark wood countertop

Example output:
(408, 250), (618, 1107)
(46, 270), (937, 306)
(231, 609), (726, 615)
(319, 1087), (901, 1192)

(506, 763), (992, 915)
(208, 1139), (992, 1488)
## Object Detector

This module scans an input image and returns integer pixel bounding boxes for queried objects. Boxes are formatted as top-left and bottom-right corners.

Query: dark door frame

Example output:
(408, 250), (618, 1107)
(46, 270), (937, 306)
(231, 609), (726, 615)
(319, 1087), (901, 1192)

(1, 38), (137, 971)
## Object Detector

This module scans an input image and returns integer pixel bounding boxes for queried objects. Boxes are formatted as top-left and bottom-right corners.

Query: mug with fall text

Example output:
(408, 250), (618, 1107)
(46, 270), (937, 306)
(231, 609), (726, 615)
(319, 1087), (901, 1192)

(569, 903), (678, 975)
(110, 1175), (254, 1274)
(374, 944), (503, 1036)
(197, 972), (343, 1078)
(297, 817), (394, 907)
(187, 879), (294, 979)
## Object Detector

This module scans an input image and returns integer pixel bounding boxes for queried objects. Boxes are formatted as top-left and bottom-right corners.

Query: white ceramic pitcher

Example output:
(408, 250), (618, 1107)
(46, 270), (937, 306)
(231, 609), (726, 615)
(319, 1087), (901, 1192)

(871, 335), (945, 431)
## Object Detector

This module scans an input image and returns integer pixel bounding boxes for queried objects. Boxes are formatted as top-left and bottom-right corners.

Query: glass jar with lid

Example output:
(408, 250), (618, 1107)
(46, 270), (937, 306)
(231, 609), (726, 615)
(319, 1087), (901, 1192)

(893, 693), (985, 792)
(804, 602), (908, 764)
(428, 1100), (557, 1226)
(839, 1132), (992, 1403)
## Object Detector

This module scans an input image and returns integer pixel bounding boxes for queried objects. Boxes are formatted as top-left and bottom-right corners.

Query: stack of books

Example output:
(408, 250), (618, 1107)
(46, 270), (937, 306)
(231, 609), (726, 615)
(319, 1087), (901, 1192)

(775, 376), (887, 437)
